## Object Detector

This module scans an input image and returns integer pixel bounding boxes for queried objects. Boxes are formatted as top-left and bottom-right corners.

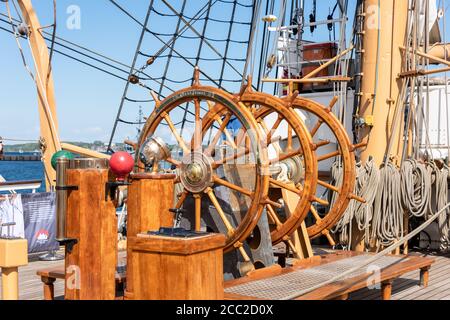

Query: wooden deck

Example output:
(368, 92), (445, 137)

(2, 251), (450, 300)
(349, 252), (450, 300)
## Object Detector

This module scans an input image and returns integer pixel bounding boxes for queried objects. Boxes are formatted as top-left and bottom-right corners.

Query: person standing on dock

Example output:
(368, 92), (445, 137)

(0, 137), (3, 160)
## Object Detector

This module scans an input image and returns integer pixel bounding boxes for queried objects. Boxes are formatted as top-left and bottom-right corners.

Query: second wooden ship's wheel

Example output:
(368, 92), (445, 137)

(285, 94), (365, 242)
(235, 83), (319, 251)
(135, 70), (269, 263)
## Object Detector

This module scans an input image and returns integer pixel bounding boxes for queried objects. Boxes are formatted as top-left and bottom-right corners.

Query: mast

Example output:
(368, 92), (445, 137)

(357, 0), (408, 166)
(17, 0), (61, 191)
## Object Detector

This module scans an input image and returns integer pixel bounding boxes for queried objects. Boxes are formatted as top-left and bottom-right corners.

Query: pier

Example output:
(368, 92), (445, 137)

(0, 154), (41, 161)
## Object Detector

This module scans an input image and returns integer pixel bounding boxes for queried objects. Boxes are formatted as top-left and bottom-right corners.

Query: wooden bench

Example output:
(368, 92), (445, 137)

(224, 251), (435, 300)
(37, 267), (126, 300)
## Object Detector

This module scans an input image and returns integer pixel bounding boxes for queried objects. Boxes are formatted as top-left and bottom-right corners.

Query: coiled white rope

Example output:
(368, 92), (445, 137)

(330, 162), (352, 246)
(371, 161), (403, 247)
(332, 157), (380, 248)
(400, 159), (431, 218)
(353, 157), (380, 241)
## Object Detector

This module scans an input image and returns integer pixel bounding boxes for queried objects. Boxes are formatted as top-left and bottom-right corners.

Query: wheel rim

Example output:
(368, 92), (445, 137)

(285, 95), (357, 240)
(136, 82), (269, 253)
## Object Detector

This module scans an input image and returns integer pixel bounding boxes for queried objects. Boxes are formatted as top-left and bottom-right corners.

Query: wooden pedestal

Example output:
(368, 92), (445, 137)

(0, 239), (28, 300)
(65, 169), (117, 300)
(125, 233), (225, 300)
(127, 173), (175, 237)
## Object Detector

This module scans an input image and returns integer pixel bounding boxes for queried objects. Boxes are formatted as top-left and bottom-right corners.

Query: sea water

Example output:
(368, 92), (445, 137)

(0, 153), (46, 193)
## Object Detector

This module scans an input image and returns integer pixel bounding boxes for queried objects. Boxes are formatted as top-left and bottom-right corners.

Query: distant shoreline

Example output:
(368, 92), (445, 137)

(3, 141), (128, 153)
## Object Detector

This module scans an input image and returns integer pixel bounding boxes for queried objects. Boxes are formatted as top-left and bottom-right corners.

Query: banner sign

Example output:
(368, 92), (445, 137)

(0, 192), (59, 253)
(0, 194), (25, 238)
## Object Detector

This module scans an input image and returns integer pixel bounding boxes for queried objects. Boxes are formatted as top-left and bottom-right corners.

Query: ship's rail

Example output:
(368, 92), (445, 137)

(0, 179), (42, 193)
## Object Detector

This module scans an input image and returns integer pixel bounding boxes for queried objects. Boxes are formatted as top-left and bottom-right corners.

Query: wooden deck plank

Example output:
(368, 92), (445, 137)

(2, 250), (450, 300)
(351, 258), (449, 300)
(350, 254), (450, 300)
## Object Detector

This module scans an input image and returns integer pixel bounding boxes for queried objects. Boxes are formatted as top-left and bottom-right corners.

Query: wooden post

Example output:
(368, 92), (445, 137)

(381, 280), (393, 300)
(65, 166), (117, 300)
(282, 188), (313, 259)
(420, 266), (430, 287)
(0, 239), (28, 300)
(126, 233), (225, 300)
(42, 276), (56, 300)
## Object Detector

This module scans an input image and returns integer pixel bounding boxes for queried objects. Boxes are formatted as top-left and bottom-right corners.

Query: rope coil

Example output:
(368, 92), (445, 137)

(371, 161), (404, 247)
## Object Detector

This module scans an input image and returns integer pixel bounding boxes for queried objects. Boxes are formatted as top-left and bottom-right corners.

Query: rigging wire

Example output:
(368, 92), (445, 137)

(107, 0), (155, 151)
(0, 11), (136, 73)
(156, 0), (188, 99)
(45, 0), (57, 86)
(160, 0), (246, 80)
(218, 0), (239, 88)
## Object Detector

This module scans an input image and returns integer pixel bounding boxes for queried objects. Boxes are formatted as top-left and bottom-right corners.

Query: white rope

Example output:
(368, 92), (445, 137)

(353, 157), (380, 245)
(330, 161), (351, 246)
(371, 161), (403, 247)
(332, 157), (380, 248)
(400, 159), (431, 218)
(431, 162), (450, 250)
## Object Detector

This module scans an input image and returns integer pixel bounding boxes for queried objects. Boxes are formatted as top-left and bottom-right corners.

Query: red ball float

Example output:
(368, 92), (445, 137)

(109, 151), (134, 181)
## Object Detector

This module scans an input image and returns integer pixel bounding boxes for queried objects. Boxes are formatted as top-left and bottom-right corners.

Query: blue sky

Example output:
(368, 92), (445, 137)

(0, 0), (448, 144)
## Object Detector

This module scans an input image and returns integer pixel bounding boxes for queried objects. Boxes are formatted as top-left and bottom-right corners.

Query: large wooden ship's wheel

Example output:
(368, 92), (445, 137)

(235, 85), (318, 249)
(135, 71), (269, 260)
(285, 94), (365, 242)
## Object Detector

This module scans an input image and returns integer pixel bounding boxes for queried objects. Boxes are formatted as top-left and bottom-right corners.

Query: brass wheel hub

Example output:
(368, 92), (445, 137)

(180, 152), (214, 193)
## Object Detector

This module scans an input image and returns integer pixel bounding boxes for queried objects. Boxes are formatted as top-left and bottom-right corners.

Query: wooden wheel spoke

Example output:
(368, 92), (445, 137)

(206, 188), (250, 262)
(235, 127), (248, 147)
(310, 205), (323, 223)
(163, 113), (190, 154)
(175, 191), (188, 209)
(317, 150), (342, 162)
(212, 147), (250, 168)
(207, 101), (237, 149)
(194, 194), (202, 231)
(350, 193), (366, 203)
(310, 119), (324, 137)
(313, 140), (331, 149)
(269, 178), (301, 195)
(205, 188), (235, 235)
(312, 196), (329, 206)
(265, 115), (283, 147)
(269, 148), (303, 165)
(317, 179), (340, 194)
(166, 157), (181, 167)
(193, 98), (202, 152)
(213, 175), (253, 197)
(266, 204), (283, 227)
(287, 125), (293, 151)
(259, 120), (282, 153)
(205, 113), (233, 155)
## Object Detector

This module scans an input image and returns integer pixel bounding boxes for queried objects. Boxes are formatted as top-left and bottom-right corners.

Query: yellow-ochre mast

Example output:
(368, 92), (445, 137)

(358, 0), (408, 167)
